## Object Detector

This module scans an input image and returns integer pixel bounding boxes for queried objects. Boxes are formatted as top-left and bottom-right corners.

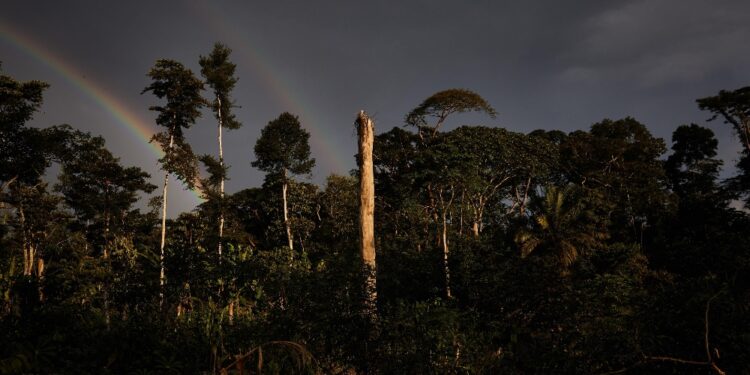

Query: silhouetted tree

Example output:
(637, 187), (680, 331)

(142, 59), (205, 305)
(252, 112), (315, 251)
(200, 42), (241, 259)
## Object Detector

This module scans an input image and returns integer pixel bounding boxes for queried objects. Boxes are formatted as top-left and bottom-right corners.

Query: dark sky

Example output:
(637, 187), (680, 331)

(2, 1), (749, 214)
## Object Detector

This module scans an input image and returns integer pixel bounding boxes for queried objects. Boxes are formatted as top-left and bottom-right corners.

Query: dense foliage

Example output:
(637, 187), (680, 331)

(1, 56), (749, 374)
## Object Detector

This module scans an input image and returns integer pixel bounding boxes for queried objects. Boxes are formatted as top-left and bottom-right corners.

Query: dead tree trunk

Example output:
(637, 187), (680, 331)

(356, 110), (377, 318)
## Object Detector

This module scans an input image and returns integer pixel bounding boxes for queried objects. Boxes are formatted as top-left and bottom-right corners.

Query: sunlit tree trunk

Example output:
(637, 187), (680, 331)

(36, 257), (44, 302)
(159, 133), (174, 308)
(217, 95), (225, 260)
(18, 202), (45, 301)
(357, 111), (377, 317)
(282, 169), (293, 251)
(438, 186), (455, 299)
(19, 204), (31, 276)
(471, 195), (483, 238)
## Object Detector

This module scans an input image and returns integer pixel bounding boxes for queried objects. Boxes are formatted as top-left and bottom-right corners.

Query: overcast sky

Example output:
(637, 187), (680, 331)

(2, 1), (749, 214)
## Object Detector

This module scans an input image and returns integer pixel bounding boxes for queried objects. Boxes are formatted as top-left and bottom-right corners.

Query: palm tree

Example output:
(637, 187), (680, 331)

(514, 185), (607, 271)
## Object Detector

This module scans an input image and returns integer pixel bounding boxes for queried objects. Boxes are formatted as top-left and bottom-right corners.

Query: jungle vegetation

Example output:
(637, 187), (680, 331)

(1, 47), (749, 374)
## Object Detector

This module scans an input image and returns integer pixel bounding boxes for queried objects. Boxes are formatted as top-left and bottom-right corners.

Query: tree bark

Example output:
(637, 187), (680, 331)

(36, 257), (44, 302)
(282, 170), (293, 252)
(471, 196), (483, 238)
(217, 95), (225, 260)
(439, 187), (455, 299)
(357, 111), (377, 318)
(18, 203), (33, 276)
(159, 133), (174, 308)
(103, 209), (111, 329)
(442, 208), (451, 298)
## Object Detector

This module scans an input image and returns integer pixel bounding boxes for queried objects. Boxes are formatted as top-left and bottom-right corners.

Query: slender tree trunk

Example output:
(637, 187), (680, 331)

(103, 210), (111, 329)
(459, 189), (465, 236)
(217, 95), (225, 260)
(26, 246), (35, 276)
(228, 300), (234, 324)
(357, 111), (377, 318)
(282, 170), (293, 251)
(36, 257), (44, 302)
(471, 198), (481, 238)
(18, 204), (32, 276)
(18, 196), (44, 301)
(516, 176), (532, 216)
(159, 133), (174, 308)
(442, 208), (451, 298)
(427, 184), (441, 247)
(439, 187), (454, 299)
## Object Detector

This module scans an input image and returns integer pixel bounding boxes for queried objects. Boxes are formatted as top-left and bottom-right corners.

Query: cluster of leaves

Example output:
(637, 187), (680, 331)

(1, 60), (749, 375)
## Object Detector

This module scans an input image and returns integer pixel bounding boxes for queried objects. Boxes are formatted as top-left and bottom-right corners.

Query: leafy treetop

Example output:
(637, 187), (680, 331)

(252, 112), (315, 180)
(405, 88), (497, 138)
(199, 42), (242, 130)
(142, 59), (206, 141)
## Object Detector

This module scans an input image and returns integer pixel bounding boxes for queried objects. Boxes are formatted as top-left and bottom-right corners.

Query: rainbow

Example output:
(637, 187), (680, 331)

(190, 2), (350, 173)
(0, 23), (204, 203)
(1, 4), (351, 205)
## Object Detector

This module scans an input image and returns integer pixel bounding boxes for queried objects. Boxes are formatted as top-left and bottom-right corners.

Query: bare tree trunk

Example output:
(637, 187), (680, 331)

(18, 204), (33, 276)
(159, 133), (174, 308)
(471, 206), (482, 237)
(282, 171), (293, 251)
(217, 96), (225, 260)
(228, 300), (234, 325)
(459, 189), (465, 236)
(471, 196), (483, 238)
(36, 257), (44, 302)
(439, 187), (455, 299)
(25, 247), (36, 277)
(357, 111), (377, 318)
(442, 208), (451, 298)
(103, 211), (111, 329)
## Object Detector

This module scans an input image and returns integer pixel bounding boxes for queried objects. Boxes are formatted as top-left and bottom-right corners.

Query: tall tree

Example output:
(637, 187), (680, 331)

(199, 42), (241, 260)
(399, 89), (498, 292)
(55, 128), (156, 326)
(252, 112), (315, 251)
(0, 64), (52, 298)
(356, 111), (377, 317)
(142, 59), (205, 305)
